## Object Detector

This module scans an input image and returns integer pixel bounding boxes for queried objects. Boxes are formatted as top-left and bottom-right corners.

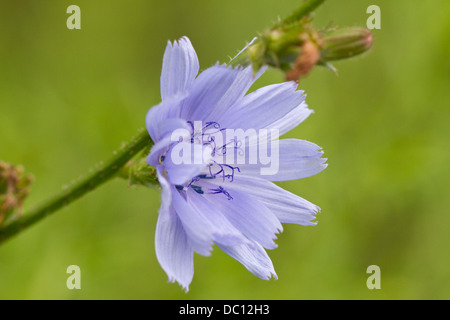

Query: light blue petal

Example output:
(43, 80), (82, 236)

(206, 65), (267, 121)
(147, 119), (191, 166)
(156, 118), (191, 141)
(164, 142), (212, 185)
(212, 174), (319, 226)
(170, 187), (246, 256)
(186, 187), (247, 246)
(217, 241), (277, 280)
(160, 36), (199, 100)
(145, 93), (187, 142)
(170, 186), (214, 256)
(181, 64), (245, 121)
(264, 101), (313, 137)
(147, 135), (172, 167)
(237, 138), (327, 181)
(154, 167), (194, 292)
(200, 181), (282, 249)
(219, 81), (306, 131)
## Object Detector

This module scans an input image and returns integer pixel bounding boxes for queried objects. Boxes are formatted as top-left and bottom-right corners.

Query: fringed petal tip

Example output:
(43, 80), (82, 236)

(258, 265), (278, 281)
(264, 270), (278, 281)
(161, 36), (199, 101)
(303, 202), (323, 226)
(168, 276), (191, 293)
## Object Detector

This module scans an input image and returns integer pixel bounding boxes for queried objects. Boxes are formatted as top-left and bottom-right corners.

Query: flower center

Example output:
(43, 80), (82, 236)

(174, 121), (242, 200)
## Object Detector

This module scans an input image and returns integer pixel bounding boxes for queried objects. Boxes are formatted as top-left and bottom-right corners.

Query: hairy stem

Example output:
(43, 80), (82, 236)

(0, 130), (152, 245)
(275, 0), (326, 28)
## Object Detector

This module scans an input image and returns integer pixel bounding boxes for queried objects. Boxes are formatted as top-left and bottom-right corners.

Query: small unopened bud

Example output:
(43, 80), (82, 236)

(320, 27), (373, 62)
(0, 162), (33, 225)
(240, 23), (373, 81)
(245, 22), (321, 80)
(118, 156), (159, 189)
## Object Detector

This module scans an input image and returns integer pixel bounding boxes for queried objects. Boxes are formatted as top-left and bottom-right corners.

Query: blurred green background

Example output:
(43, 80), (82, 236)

(1, 0), (449, 299)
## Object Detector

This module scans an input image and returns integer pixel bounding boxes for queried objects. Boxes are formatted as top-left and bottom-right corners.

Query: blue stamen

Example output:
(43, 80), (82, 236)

(204, 122), (220, 130)
(176, 180), (203, 195)
(191, 185), (204, 194)
(181, 121), (241, 194)
(221, 164), (240, 182)
(213, 138), (241, 156)
(208, 162), (240, 182)
(186, 176), (201, 188)
(208, 186), (233, 200)
(198, 174), (214, 180)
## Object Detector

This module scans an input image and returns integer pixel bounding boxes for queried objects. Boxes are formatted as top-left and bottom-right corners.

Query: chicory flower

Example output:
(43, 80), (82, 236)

(146, 37), (327, 291)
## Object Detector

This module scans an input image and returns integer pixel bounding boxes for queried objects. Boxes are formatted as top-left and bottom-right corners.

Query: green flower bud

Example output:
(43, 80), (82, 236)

(320, 27), (373, 62)
(245, 22), (321, 80)
(235, 20), (373, 81)
(117, 155), (159, 189)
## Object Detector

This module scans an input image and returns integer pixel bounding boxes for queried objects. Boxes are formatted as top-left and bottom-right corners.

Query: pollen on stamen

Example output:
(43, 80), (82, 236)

(191, 185), (204, 194)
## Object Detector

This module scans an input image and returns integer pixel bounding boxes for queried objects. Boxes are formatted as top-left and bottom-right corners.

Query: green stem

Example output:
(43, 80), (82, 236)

(275, 0), (326, 28)
(0, 129), (152, 245)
